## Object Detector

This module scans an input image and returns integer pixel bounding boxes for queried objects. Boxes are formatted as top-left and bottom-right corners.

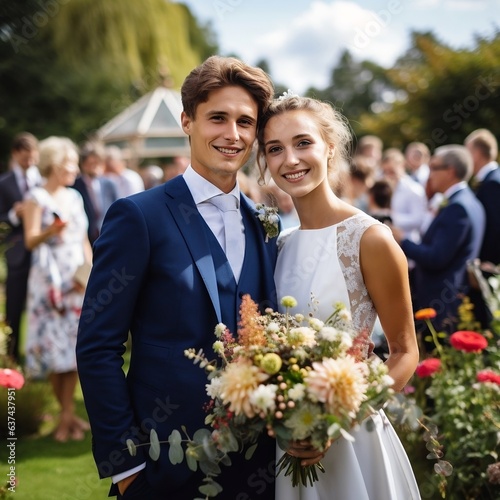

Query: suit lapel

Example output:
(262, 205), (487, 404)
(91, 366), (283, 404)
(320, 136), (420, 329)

(164, 177), (221, 322)
(8, 172), (23, 202)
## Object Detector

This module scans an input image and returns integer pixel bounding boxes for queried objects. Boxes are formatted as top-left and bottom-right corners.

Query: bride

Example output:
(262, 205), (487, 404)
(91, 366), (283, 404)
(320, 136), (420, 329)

(257, 94), (421, 500)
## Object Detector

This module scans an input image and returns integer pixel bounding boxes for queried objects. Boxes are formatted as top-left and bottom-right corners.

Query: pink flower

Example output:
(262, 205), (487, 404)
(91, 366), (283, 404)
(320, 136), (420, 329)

(415, 358), (441, 378)
(450, 331), (488, 353)
(0, 368), (25, 389)
(476, 370), (500, 386)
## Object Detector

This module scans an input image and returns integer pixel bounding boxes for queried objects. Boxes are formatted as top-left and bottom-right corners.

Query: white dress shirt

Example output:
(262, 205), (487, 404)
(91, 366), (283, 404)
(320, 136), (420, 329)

(183, 165), (245, 258)
(475, 161), (499, 182)
(391, 174), (427, 243)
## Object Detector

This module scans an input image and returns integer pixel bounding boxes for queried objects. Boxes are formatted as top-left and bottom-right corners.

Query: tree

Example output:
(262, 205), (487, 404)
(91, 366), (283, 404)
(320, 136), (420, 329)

(306, 50), (393, 138)
(0, 1), (218, 166)
(358, 31), (500, 151)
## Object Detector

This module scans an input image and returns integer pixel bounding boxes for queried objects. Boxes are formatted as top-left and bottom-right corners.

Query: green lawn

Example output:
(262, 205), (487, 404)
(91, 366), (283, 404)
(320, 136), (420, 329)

(12, 397), (110, 500)
(1, 309), (111, 499)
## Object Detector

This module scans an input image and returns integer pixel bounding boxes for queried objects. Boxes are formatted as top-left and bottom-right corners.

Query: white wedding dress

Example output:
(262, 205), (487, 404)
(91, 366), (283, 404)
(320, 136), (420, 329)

(274, 213), (421, 500)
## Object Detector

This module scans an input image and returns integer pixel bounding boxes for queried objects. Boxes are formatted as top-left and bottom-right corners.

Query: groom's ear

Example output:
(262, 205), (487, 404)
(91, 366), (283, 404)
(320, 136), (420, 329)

(181, 111), (192, 135)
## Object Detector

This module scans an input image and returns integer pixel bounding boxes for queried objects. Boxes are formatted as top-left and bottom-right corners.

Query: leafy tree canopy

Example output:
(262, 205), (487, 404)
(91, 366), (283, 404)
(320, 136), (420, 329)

(358, 30), (500, 151)
(0, 0), (218, 167)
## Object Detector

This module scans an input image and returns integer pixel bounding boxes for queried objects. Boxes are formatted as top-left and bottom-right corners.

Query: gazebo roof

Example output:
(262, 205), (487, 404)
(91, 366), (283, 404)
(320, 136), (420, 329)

(97, 86), (190, 161)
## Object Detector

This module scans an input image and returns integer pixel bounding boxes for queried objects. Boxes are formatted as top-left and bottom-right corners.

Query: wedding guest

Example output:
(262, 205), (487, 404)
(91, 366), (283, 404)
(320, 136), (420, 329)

(0, 132), (41, 362)
(464, 128), (500, 327)
(343, 155), (376, 211)
(392, 145), (486, 339)
(141, 165), (164, 190)
(72, 143), (118, 244)
(367, 178), (393, 224)
(405, 142), (430, 186)
(77, 56), (282, 499)
(162, 156), (189, 182)
(381, 148), (427, 244)
(258, 94), (420, 499)
(355, 134), (383, 169)
(23, 136), (92, 441)
(104, 146), (144, 198)
(464, 129), (500, 266)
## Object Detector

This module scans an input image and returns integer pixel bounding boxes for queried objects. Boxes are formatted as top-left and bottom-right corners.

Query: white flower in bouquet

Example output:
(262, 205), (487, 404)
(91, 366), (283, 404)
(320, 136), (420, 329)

(308, 318), (324, 331)
(284, 402), (322, 440)
(288, 383), (306, 401)
(206, 377), (223, 399)
(250, 384), (278, 414)
(288, 326), (317, 347)
(317, 326), (352, 348)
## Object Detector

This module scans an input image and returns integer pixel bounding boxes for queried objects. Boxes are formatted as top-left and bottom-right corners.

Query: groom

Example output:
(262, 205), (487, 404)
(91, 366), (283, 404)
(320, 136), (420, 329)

(76, 56), (278, 499)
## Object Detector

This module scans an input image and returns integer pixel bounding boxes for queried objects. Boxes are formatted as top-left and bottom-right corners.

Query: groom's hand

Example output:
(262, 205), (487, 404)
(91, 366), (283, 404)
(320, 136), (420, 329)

(117, 472), (140, 495)
(286, 439), (332, 467)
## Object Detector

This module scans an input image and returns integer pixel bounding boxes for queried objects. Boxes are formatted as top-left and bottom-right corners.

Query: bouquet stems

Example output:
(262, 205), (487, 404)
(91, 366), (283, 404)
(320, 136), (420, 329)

(276, 452), (325, 487)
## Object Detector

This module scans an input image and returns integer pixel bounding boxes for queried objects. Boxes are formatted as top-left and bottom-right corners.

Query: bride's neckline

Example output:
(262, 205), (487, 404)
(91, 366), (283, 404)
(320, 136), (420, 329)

(297, 212), (364, 232)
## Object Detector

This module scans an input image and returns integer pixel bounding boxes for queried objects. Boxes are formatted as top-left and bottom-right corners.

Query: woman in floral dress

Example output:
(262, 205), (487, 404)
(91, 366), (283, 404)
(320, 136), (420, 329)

(24, 136), (92, 442)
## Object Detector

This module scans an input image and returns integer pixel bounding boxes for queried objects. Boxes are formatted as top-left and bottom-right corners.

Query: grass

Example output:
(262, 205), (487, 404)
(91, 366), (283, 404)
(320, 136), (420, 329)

(11, 396), (110, 500)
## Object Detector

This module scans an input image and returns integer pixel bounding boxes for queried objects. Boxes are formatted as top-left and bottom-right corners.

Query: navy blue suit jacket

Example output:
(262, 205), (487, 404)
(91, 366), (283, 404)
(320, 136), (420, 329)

(476, 167), (500, 265)
(402, 186), (485, 330)
(0, 171), (31, 269)
(72, 176), (118, 244)
(76, 176), (278, 496)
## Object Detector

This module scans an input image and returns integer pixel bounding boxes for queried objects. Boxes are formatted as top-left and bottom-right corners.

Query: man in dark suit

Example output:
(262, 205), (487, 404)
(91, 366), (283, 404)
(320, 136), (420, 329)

(464, 129), (500, 327)
(77, 57), (280, 499)
(0, 132), (40, 361)
(392, 145), (485, 342)
(72, 143), (118, 245)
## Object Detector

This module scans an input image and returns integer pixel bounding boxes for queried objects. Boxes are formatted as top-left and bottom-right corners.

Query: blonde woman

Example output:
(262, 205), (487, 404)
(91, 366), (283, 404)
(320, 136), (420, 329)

(24, 136), (92, 442)
(258, 96), (420, 499)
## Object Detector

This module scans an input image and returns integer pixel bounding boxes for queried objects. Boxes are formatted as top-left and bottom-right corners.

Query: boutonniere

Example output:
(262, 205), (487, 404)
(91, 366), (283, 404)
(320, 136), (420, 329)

(255, 204), (279, 242)
(438, 197), (449, 211)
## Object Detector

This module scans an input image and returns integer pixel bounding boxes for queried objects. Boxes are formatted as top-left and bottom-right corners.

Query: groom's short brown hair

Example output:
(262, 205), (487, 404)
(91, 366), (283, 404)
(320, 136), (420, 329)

(181, 56), (274, 122)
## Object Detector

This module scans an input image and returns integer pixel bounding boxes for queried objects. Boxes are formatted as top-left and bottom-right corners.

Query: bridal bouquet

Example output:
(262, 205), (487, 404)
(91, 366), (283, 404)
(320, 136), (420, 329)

(128, 295), (394, 497)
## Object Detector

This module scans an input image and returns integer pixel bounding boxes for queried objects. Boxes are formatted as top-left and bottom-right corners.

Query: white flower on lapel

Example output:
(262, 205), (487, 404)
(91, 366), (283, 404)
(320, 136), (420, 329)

(255, 204), (279, 242)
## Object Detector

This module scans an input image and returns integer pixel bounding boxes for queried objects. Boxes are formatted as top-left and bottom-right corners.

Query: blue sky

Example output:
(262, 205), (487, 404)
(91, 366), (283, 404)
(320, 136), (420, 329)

(178, 0), (500, 93)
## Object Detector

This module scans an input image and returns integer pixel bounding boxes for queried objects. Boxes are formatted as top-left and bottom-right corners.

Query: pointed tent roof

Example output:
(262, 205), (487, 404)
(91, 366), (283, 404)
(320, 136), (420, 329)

(97, 86), (190, 163)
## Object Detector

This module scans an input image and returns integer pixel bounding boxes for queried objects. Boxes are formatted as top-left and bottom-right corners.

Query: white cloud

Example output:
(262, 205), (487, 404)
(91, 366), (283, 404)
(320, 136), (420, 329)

(248, 1), (406, 93)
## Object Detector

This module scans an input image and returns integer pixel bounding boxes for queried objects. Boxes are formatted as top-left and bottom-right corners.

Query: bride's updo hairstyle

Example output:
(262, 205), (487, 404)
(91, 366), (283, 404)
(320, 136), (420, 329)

(257, 94), (352, 189)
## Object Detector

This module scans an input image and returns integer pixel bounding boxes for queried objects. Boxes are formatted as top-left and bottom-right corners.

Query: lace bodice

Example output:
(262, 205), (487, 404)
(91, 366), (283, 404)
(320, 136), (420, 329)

(275, 213), (387, 332)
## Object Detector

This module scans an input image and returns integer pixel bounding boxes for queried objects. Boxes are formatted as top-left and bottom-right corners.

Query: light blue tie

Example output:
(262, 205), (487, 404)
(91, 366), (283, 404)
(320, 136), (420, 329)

(209, 194), (244, 281)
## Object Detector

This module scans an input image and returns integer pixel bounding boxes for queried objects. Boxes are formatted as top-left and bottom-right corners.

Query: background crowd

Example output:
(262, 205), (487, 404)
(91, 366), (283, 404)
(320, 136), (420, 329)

(1, 122), (498, 442)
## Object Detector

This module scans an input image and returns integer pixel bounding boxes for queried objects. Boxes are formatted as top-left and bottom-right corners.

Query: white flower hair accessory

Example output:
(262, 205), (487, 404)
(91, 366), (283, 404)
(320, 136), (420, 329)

(277, 89), (299, 101)
(255, 204), (280, 241)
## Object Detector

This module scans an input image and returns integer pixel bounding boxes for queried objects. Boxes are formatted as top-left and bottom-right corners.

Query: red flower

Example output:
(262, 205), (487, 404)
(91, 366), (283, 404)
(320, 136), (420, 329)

(450, 330), (488, 353)
(0, 368), (25, 389)
(414, 308), (437, 320)
(415, 358), (441, 378)
(477, 370), (500, 386)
